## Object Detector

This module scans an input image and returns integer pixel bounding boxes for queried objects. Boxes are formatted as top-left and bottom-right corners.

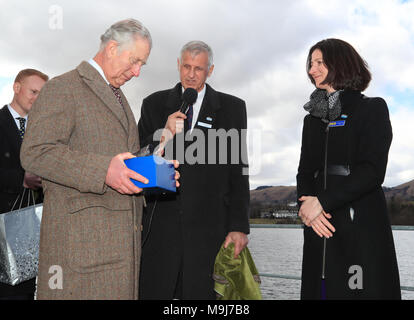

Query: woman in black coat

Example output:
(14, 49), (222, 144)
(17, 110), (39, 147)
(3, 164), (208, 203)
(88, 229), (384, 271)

(297, 38), (401, 299)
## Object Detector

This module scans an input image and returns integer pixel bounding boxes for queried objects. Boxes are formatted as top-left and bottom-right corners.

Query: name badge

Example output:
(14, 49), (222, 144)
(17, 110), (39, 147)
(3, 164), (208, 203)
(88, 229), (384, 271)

(197, 121), (212, 128)
(329, 120), (346, 128)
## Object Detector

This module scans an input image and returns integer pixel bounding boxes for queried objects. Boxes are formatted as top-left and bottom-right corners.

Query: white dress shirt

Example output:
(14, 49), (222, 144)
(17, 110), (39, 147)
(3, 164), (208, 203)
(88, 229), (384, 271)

(7, 104), (27, 131)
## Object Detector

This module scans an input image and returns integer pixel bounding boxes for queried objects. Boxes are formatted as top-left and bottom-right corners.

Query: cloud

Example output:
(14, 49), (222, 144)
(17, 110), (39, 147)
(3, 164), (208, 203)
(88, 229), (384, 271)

(0, 78), (14, 106)
(387, 104), (414, 187)
(247, 0), (414, 188)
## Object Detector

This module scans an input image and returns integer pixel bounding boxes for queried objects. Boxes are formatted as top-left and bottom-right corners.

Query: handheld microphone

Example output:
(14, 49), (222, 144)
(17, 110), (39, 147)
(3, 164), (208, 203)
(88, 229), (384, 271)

(179, 88), (198, 114)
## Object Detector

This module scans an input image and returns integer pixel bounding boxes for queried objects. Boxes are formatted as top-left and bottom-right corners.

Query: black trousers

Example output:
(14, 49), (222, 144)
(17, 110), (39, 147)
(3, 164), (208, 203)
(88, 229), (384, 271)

(0, 278), (35, 300)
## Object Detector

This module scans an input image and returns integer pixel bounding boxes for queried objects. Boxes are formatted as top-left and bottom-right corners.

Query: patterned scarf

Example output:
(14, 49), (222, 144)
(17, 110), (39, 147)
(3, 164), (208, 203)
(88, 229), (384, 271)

(303, 89), (343, 121)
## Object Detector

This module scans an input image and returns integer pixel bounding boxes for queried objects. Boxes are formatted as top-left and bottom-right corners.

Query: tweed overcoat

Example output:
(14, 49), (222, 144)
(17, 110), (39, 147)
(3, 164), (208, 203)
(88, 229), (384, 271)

(297, 90), (401, 299)
(138, 83), (250, 299)
(20, 61), (143, 300)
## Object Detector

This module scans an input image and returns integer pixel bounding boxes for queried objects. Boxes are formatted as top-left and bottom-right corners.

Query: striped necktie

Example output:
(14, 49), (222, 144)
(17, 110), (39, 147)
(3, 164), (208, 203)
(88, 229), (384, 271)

(16, 117), (26, 139)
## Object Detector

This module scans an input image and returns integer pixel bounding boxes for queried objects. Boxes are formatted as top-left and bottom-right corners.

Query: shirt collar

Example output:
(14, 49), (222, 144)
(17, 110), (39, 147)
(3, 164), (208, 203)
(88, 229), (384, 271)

(7, 104), (27, 120)
(88, 58), (109, 85)
(197, 85), (206, 104)
(181, 85), (207, 105)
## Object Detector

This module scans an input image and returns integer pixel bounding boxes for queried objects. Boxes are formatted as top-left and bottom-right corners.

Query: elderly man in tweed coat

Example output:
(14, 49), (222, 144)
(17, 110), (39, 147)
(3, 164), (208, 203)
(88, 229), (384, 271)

(20, 19), (152, 300)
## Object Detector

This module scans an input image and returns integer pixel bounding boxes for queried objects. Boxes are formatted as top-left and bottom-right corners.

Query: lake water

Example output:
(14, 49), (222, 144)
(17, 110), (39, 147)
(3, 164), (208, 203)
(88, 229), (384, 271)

(248, 227), (414, 300)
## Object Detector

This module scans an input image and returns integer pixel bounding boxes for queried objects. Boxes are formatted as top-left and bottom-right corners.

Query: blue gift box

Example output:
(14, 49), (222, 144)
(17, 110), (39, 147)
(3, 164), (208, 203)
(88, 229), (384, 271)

(124, 155), (176, 193)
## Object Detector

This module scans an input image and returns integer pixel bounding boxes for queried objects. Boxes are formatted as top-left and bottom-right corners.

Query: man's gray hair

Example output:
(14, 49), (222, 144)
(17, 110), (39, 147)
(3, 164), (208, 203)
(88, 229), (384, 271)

(180, 41), (214, 69)
(100, 18), (152, 52)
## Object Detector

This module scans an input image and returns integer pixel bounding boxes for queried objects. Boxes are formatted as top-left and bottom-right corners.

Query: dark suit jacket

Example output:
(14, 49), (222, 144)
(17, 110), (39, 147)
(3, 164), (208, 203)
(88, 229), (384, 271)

(138, 83), (250, 299)
(0, 105), (26, 213)
(0, 105), (35, 297)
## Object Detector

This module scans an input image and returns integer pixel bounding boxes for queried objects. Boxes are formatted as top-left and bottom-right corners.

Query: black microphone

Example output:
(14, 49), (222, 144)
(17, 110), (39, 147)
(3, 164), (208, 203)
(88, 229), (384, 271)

(179, 88), (198, 114)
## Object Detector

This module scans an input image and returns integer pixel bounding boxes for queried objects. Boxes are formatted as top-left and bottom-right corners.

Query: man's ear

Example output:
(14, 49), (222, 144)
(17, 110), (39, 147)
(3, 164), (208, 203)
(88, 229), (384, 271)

(177, 58), (181, 71)
(207, 64), (214, 78)
(13, 82), (21, 94)
(105, 40), (118, 59)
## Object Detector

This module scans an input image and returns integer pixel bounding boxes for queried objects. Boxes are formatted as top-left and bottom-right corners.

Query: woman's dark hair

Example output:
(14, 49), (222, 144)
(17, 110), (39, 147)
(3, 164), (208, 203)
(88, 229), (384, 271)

(306, 38), (372, 91)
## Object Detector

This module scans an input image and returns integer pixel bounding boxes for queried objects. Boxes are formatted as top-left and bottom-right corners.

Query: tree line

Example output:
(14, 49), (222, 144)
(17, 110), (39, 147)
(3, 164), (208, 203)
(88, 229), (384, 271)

(250, 197), (414, 226)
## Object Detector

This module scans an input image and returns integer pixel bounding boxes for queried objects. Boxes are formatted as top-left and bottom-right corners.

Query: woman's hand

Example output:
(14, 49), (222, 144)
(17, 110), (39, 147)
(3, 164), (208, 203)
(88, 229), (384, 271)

(299, 196), (336, 238)
(310, 211), (335, 238)
(298, 196), (323, 225)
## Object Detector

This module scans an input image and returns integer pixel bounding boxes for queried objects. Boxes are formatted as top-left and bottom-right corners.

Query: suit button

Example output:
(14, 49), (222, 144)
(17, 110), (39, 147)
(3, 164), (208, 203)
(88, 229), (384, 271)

(134, 225), (138, 232)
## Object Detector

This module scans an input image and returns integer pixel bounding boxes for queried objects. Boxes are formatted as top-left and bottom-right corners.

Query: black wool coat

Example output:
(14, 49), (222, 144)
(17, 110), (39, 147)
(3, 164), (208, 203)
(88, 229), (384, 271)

(0, 106), (26, 213)
(0, 105), (37, 297)
(138, 83), (250, 299)
(297, 90), (401, 299)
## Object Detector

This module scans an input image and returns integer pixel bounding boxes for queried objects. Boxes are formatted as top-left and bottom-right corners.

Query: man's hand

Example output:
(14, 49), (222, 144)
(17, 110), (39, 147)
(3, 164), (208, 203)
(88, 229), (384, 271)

(223, 231), (249, 258)
(23, 172), (42, 190)
(105, 152), (148, 195)
(171, 160), (180, 188)
(155, 111), (187, 157)
(164, 111), (187, 137)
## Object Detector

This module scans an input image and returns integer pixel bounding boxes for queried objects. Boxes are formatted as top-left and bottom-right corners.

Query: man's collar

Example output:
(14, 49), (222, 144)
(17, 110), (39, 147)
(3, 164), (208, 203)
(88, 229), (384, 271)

(181, 85), (207, 104)
(87, 58), (109, 85)
(7, 104), (27, 119)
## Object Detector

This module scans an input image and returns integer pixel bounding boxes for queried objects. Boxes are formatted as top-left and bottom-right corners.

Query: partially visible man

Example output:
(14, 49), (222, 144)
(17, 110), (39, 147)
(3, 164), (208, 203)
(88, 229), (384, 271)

(138, 41), (250, 299)
(21, 19), (152, 300)
(0, 69), (48, 300)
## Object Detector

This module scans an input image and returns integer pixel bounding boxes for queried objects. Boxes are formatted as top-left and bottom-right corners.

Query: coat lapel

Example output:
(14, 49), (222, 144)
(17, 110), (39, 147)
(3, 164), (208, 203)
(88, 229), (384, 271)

(164, 83), (222, 128)
(119, 89), (139, 152)
(164, 83), (222, 144)
(165, 83), (183, 117)
(76, 61), (129, 134)
(193, 84), (221, 135)
(339, 90), (362, 117)
(0, 105), (22, 154)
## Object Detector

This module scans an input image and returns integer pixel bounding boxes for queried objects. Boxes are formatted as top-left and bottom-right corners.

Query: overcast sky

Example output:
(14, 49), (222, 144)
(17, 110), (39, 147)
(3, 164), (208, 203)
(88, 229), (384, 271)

(1, 0), (413, 189)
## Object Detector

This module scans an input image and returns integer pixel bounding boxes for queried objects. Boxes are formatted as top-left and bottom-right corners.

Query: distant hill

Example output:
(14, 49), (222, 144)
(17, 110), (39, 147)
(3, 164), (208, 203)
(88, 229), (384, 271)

(251, 179), (414, 203)
(251, 185), (297, 204)
(254, 186), (273, 191)
(384, 179), (414, 201)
